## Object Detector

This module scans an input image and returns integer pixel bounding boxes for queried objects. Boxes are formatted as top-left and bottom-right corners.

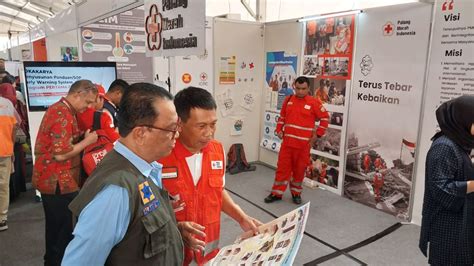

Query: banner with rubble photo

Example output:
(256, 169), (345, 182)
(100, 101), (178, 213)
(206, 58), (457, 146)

(302, 14), (355, 193)
(210, 203), (309, 266)
(261, 51), (298, 152)
(81, 6), (153, 83)
(343, 3), (431, 220)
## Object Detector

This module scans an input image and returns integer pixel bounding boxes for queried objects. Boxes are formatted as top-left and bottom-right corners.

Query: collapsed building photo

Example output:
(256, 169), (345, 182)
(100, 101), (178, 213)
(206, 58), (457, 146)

(343, 133), (415, 220)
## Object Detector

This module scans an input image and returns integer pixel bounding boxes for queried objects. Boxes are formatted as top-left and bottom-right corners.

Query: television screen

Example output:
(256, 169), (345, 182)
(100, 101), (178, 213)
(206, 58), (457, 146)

(23, 61), (117, 111)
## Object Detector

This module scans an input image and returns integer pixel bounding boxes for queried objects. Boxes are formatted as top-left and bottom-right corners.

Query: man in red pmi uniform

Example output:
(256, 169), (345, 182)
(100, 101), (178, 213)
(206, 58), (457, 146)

(159, 87), (261, 265)
(265, 76), (329, 204)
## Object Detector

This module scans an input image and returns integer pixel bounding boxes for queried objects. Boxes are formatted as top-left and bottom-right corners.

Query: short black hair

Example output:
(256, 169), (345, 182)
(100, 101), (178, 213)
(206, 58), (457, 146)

(118, 82), (173, 137)
(108, 79), (129, 94)
(295, 76), (310, 86)
(1, 74), (15, 84)
(174, 86), (216, 122)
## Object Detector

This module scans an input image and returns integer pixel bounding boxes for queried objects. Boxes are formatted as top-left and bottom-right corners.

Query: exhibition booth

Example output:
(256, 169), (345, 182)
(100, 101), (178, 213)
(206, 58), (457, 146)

(1, 0), (473, 227)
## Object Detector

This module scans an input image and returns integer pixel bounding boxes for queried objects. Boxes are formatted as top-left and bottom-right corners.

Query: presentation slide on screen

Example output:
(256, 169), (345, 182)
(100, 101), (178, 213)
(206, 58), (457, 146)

(25, 66), (116, 108)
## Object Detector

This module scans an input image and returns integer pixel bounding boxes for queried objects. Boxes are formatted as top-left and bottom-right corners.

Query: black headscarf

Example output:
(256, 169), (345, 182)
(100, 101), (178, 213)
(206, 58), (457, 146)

(433, 95), (474, 149)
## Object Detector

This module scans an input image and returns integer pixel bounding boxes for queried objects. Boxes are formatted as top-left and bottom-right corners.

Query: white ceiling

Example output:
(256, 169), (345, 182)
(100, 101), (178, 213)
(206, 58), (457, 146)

(0, 0), (77, 34)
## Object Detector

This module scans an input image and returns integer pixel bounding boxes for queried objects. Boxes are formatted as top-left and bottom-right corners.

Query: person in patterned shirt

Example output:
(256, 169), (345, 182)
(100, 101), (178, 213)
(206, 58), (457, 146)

(32, 80), (98, 266)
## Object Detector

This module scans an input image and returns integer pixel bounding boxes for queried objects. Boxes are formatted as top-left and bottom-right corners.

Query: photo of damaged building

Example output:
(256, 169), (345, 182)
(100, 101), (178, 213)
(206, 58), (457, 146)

(343, 133), (415, 221)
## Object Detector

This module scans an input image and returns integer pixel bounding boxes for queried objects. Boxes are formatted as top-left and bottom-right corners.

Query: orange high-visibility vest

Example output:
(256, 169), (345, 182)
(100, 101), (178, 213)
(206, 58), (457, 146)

(159, 139), (225, 265)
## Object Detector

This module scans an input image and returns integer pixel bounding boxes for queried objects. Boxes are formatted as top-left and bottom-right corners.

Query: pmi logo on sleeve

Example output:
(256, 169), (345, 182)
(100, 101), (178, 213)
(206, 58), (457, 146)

(211, 160), (223, 170)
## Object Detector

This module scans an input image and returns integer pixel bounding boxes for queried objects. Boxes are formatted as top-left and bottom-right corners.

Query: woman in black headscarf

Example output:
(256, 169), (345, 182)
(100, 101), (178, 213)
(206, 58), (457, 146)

(419, 95), (474, 265)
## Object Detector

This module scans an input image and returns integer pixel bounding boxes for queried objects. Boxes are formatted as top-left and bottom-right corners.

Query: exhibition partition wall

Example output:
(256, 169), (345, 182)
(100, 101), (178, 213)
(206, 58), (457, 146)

(259, 2), (436, 221)
(260, 20), (303, 167)
(344, 3), (432, 220)
(302, 13), (356, 195)
(213, 18), (264, 161)
(172, 17), (214, 94)
(412, 0), (474, 225)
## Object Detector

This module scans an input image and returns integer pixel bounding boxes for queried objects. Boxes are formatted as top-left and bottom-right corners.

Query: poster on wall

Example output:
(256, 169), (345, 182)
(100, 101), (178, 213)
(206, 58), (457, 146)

(261, 111), (282, 152)
(302, 15), (355, 192)
(344, 4), (432, 220)
(260, 51), (298, 152)
(144, 0), (205, 57)
(303, 15), (354, 80)
(219, 56), (236, 84)
(80, 6), (153, 84)
(60, 46), (79, 62)
(21, 49), (32, 61)
(174, 18), (213, 93)
(412, 0), (474, 224)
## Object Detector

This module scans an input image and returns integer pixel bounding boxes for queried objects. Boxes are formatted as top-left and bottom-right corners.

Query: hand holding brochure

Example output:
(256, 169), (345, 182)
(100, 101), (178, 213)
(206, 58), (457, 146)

(210, 202), (310, 266)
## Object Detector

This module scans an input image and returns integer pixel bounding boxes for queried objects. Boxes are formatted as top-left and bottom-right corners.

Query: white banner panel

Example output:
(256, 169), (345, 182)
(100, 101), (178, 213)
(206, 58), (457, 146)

(344, 3), (432, 220)
(145, 0), (205, 57)
(173, 17), (213, 93)
(412, 0), (474, 225)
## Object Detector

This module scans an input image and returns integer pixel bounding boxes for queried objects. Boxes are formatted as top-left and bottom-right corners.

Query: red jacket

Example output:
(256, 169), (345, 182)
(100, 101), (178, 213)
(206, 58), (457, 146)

(276, 95), (329, 149)
(77, 107), (119, 142)
(159, 139), (225, 265)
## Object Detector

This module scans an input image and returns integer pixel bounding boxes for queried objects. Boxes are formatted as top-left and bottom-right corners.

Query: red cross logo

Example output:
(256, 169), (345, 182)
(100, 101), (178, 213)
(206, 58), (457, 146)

(383, 22), (394, 36)
(145, 4), (162, 51)
(200, 72), (207, 81)
(442, 0), (454, 11)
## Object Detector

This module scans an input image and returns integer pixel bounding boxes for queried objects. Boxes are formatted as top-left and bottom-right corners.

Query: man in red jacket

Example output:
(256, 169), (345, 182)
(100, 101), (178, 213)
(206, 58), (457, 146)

(77, 84), (119, 142)
(159, 87), (261, 265)
(265, 76), (329, 204)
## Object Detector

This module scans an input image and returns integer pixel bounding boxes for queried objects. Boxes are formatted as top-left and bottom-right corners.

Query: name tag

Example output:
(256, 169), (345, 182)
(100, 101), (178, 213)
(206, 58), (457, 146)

(211, 160), (223, 170)
(143, 199), (160, 216)
(304, 104), (311, 110)
(162, 167), (178, 179)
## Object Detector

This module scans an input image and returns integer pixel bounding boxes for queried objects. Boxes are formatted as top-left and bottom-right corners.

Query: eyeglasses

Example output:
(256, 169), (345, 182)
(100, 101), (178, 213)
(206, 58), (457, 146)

(138, 119), (180, 139)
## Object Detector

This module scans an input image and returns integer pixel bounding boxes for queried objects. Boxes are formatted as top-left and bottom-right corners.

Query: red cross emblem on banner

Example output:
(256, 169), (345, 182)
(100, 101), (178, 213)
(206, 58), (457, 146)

(145, 4), (163, 51)
(383, 22), (394, 36)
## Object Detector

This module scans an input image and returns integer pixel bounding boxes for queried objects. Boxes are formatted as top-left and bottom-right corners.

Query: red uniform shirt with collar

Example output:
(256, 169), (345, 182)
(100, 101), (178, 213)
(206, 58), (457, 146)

(32, 98), (82, 195)
(276, 95), (329, 149)
(158, 139), (225, 265)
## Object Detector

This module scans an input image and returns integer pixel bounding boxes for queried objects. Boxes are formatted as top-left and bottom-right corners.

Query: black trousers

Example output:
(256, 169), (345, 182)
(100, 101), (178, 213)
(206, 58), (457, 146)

(41, 186), (77, 266)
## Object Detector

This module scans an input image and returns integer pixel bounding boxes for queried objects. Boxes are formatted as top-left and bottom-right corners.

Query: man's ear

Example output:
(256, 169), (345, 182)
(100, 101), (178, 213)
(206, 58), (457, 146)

(178, 118), (184, 133)
(132, 126), (147, 146)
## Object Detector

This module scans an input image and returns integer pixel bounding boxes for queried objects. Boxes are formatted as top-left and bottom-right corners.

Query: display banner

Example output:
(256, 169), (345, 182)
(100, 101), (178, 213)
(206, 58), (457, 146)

(344, 3), (432, 220)
(80, 7), (153, 84)
(144, 0), (205, 57)
(302, 15), (355, 192)
(173, 17), (213, 93)
(261, 51), (298, 152)
(412, 0), (474, 224)
(33, 38), (47, 61)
